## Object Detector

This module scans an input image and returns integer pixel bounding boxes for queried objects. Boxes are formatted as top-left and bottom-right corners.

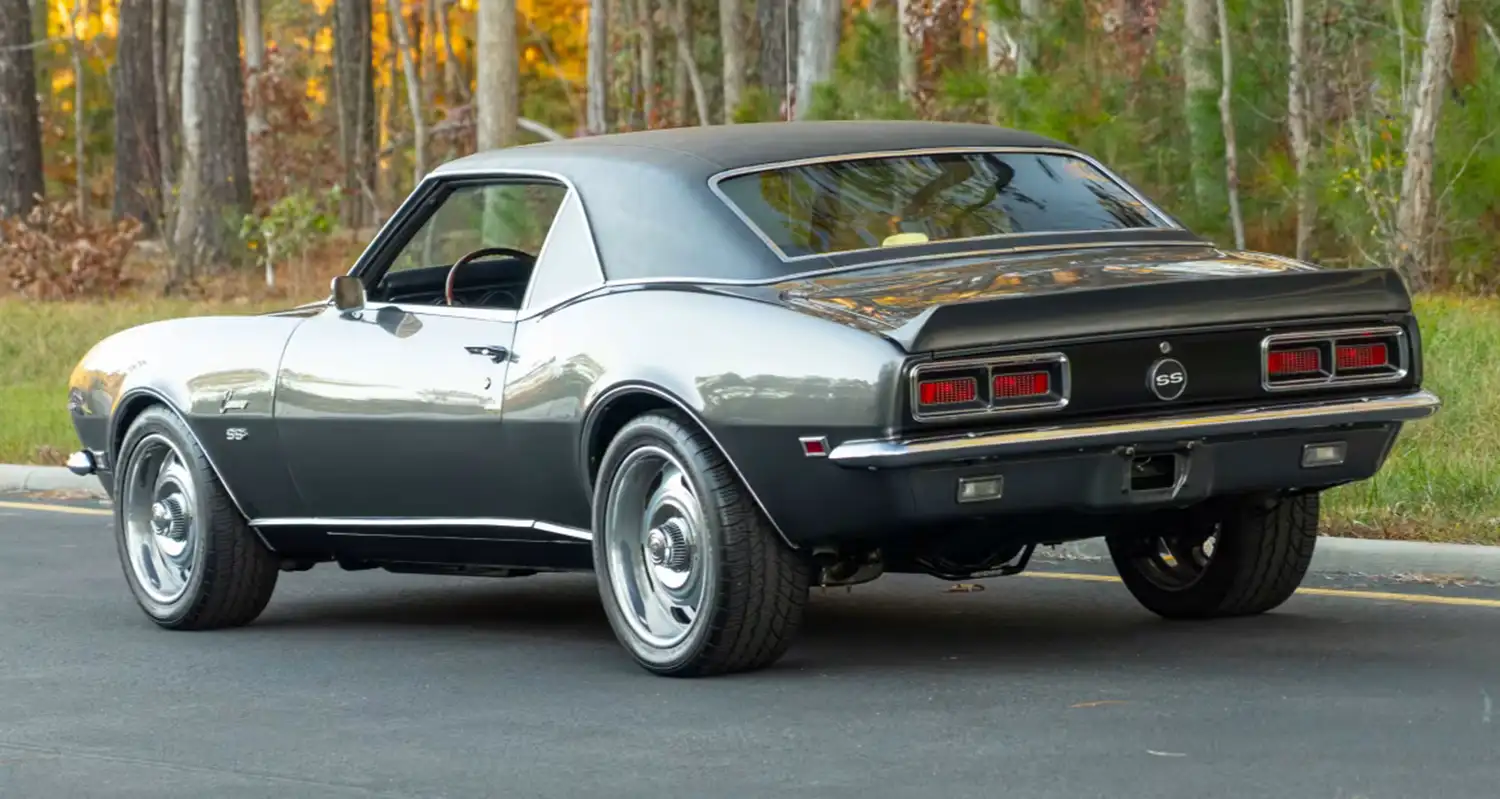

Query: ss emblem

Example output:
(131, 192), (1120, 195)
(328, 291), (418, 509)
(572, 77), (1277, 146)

(1147, 358), (1188, 401)
(225, 427), (249, 441)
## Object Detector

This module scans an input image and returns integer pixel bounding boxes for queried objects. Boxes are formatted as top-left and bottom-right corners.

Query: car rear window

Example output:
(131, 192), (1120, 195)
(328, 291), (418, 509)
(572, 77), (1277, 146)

(714, 151), (1166, 259)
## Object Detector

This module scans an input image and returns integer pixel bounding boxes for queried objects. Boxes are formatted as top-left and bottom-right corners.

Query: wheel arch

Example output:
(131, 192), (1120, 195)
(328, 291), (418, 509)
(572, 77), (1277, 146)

(109, 389), (260, 536)
(579, 382), (797, 549)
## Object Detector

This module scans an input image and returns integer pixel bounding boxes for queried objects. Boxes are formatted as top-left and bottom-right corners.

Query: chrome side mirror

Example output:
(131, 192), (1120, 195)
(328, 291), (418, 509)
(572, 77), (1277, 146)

(330, 275), (366, 313)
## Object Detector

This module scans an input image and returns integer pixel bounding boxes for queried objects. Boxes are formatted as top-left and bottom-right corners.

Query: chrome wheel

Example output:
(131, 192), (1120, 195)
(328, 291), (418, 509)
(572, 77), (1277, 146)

(1131, 527), (1219, 591)
(121, 433), (200, 605)
(603, 445), (712, 650)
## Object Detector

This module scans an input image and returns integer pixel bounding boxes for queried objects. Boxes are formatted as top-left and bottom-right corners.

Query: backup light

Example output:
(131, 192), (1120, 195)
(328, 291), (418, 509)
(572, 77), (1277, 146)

(956, 475), (1005, 503)
(1301, 442), (1348, 468)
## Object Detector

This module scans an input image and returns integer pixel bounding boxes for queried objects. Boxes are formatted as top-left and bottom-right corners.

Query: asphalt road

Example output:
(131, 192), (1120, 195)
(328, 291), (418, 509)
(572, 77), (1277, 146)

(3, 497), (1500, 799)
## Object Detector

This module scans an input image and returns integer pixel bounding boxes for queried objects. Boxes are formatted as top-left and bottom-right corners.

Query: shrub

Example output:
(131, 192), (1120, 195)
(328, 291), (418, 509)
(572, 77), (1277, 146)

(0, 200), (141, 300)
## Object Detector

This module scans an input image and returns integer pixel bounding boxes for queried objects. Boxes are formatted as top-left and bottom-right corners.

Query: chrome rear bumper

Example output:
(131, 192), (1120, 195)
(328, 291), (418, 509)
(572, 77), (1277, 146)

(829, 389), (1440, 469)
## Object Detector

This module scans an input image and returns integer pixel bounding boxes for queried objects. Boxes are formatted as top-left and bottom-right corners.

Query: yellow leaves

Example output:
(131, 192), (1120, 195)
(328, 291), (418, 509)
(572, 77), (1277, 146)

(313, 28), (334, 56)
(305, 77), (328, 105)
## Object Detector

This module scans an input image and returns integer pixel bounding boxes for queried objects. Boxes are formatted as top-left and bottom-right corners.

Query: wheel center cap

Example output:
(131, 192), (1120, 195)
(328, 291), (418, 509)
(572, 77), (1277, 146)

(646, 519), (691, 570)
(150, 495), (189, 541)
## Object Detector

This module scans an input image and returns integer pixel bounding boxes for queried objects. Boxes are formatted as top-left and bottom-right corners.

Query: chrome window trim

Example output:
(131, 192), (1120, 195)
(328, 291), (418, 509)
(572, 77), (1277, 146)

(706, 146), (1186, 263)
(249, 516), (593, 541)
(1260, 326), (1409, 392)
(909, 352), (1071, 422)
(829, 390), (1441, 468)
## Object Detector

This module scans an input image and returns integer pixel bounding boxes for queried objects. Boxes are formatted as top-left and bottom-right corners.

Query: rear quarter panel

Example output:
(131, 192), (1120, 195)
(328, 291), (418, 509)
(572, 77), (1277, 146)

(502, 287), (906, 541)
(68, 314), (309, 517)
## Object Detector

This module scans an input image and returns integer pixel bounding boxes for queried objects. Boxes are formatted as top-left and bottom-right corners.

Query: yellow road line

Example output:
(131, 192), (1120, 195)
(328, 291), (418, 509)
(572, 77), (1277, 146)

(0, 500), (111, 517)
(3, 500), (1500, 608)
(1023, 570), (1500, 608)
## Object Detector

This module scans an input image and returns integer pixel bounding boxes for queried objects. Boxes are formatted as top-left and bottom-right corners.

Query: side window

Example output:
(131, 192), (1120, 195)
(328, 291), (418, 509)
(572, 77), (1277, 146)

(386, 182), (567, 276)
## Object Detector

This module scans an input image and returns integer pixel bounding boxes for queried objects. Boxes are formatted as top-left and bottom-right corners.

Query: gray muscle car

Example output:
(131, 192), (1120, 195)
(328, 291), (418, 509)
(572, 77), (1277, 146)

(66, 121), (1440, 677)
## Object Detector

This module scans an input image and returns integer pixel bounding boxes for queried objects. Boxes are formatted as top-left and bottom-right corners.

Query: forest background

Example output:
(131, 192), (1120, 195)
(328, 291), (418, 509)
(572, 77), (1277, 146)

(0, 0), (1496, 541)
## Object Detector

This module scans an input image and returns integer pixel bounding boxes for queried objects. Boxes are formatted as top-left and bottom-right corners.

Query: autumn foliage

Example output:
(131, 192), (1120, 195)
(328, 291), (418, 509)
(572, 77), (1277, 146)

(0, 199), (141, 300)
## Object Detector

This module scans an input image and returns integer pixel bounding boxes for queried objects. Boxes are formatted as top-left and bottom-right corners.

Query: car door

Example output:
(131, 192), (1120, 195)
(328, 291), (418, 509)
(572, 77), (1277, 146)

(273, 177), (568, 520)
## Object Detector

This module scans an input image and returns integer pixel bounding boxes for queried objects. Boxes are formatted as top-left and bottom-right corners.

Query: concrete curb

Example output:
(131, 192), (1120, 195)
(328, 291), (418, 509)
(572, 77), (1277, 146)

(4, 464), (1500, 581)
(0, 465), (109, 498)
(1042, 536), (1500, 582)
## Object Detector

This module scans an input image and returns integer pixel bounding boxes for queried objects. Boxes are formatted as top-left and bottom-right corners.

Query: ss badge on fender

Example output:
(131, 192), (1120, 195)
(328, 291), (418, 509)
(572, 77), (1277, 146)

(1147, 358), (1188, 401)
(225, 427), (249, 441)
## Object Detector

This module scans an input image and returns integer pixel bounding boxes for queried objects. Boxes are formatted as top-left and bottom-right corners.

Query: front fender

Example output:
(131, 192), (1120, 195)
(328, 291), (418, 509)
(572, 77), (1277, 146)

(67, 314), (308, 517)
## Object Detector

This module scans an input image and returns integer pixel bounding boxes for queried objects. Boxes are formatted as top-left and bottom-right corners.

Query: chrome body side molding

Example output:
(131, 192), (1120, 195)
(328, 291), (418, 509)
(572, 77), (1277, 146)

(249, 516), (593, 541)
(829, 390), (1441, 469)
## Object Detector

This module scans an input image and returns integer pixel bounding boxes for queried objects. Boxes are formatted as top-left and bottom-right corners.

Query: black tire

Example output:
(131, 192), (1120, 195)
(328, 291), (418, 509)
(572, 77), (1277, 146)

(592, 411), (812, 677)
(114, 406), (279, 630)
(1107, 493), (1319, 619)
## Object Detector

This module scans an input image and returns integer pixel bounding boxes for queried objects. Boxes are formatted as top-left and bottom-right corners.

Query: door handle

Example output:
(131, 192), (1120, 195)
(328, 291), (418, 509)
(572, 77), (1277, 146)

(464, 345), (510, 363)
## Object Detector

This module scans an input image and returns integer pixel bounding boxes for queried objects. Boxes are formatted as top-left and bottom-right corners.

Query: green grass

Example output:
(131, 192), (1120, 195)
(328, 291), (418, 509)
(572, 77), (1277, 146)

(1321, 295), (1500, 544)
(2, 294), (1495, 543)
(0, 297), (286, 466)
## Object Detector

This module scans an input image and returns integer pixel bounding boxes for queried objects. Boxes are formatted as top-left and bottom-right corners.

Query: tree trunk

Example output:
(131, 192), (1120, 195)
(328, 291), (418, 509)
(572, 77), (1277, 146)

(1181, 0), (1219, 210)
(720, 0), (744, 121)
(1214, 0), (1244, 250)
(387, 0), (427, 185)
(476, 0), (519, 149)
(1286, 0), (1313, 260)
(171, 0), (251, 282)
(334, 0), (376, 227)
(668, 0), (709, 126)
(756, 0), (794, 119)
(242, 0), (267, 172)
(437, 0), (468, 102)
(1394, 0), (1459, 288)
(1015, 0), (1041, 77)
(69, 0), (87, 214)
(587, 0), (609, 133)
(152, 0), (177, 203)
(794, 0), (838, 119)
(636, 0), (657, 126)
(113, 0), (161, 235)
(897, 0), (916, 101)
(421, 0), (437, 113)
(0, 0), (45, 218)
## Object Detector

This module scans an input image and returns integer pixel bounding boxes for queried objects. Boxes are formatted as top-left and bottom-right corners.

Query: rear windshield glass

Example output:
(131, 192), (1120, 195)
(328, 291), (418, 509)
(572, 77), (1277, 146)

(715, 151), (1165, 259)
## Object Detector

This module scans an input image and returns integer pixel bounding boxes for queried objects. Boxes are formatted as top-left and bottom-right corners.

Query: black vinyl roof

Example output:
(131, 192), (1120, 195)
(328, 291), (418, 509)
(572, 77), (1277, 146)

(428, 121), (1162, 283)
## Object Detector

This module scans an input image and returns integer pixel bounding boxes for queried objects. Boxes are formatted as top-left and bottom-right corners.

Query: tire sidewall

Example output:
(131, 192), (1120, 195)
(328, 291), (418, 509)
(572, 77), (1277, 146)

(591, 415), (723, 672)
(114, 407), (215, 625)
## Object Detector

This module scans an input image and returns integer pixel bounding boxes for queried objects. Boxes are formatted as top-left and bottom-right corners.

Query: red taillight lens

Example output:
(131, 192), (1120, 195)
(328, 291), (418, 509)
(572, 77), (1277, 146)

(1267, 347), (1321, 376)
(918, 377), (978, 405)
(993, 371), (1050, 398)
(1336, 342), (1389, 370)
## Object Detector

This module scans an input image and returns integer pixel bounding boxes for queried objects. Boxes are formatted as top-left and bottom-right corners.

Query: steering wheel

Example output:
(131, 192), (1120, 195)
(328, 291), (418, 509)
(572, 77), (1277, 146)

(444, 246), (535, 306)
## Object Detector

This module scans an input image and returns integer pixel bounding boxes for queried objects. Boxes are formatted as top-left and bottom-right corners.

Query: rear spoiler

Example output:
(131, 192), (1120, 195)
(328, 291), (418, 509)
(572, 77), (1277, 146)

(884, 267), (1413, 353)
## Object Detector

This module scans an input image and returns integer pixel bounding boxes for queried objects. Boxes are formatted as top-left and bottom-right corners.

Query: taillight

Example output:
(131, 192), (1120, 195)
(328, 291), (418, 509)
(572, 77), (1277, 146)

(918, 377), (978, 405)
(1263, 327), (1406, 391)
(1267, 347), (1322, 377)
(911, 353), (1068, 421)
(1337, 342), (1389, 371)
(993, 371), (1050, 398)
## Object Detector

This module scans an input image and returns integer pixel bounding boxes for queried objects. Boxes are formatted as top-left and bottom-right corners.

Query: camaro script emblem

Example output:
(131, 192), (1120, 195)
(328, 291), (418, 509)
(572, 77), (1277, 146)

(1148, 358), (1187, 401)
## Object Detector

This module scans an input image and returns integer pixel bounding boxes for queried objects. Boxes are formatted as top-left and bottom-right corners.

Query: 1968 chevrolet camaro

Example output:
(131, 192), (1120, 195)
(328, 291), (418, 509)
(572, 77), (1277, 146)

(66, 121), (1440, 676)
